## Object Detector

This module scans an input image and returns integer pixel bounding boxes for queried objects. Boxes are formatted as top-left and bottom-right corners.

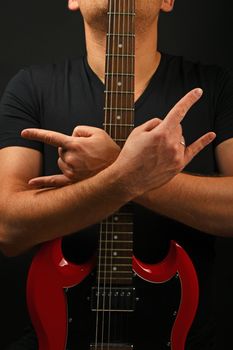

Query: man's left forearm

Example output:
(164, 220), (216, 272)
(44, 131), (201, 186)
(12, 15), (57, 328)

(135, 172), (233, 237)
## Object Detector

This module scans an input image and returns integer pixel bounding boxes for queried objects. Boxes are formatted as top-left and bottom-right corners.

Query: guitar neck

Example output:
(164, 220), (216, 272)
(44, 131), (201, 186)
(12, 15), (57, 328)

(97, 0), (135, 286)
(104, 0), (135, 147)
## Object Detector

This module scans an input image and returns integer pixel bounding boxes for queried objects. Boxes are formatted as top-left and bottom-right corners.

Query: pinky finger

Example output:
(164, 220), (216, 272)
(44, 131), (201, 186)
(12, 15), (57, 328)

(184, 132), (216, 164)
(28, 174), (72, 188)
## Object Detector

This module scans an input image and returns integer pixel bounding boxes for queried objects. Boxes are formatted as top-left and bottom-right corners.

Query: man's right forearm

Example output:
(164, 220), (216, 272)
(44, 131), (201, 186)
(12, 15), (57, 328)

(0, 164), (135, 256)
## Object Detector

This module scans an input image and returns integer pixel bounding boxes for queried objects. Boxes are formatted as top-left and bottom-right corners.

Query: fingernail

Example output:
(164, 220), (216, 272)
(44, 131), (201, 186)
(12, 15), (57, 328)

(209, 132), (216, 141)
(195, 88), (203, 97)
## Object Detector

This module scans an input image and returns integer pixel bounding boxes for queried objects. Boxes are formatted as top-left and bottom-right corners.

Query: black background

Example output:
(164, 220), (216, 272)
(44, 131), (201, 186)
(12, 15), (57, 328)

(0, 1), (233, 349)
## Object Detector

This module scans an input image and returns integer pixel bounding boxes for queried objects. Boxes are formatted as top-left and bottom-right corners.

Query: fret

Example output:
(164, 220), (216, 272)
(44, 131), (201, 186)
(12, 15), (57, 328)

(101, 249), (132, 251)
(104, 90), (134, 94)
(107, 33), (135, 37)
(106, 54), (135, 57)
(100, 232), (133, 235)
(101, 231), (133, 233)
(102, 221), (133, 226)
(99, 252), (132, 257)
(114, 138), (128, 142)
(101, 231), (133, 235)
(107, 12), (136, 16)
(104, 107), (134, 111)
(98, 269), (133, 274)
(105, 73), (134, 76)
(103, 123), (134, 127)
(102, 222), (133, 225)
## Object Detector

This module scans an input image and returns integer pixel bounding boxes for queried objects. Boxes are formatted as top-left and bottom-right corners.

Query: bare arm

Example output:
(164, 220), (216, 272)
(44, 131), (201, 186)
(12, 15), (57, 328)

(0, 89), (214, 256)
(136, 138), (233, 237)
(0, 147), (133, 256)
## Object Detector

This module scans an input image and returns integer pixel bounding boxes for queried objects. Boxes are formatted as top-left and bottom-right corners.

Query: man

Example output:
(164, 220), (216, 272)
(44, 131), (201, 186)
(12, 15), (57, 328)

(0, 0), (232, 349)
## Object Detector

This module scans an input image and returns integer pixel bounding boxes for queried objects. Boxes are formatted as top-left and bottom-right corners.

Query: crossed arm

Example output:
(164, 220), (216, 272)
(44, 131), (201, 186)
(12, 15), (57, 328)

(24, 125), (233, 238)
(1, 88), (230, 257)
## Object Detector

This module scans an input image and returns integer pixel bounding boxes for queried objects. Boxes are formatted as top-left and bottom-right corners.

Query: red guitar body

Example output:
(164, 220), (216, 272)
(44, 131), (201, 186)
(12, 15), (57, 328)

(27, 238), (199, 350)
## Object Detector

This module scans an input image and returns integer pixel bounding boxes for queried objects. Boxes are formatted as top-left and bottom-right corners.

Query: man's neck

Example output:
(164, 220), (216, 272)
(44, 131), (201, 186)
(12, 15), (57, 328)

(84, 22), (161, 101)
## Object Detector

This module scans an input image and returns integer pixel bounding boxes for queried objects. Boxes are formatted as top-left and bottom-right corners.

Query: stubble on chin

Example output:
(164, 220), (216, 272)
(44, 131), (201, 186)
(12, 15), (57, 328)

(80, 1), (109, 33)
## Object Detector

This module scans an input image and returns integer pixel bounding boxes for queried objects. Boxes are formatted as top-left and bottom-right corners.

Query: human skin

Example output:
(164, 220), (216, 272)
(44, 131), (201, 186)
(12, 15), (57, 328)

(0, 88), (214, 256)
(26, 0), (233, 237)
(0, 0), (228, 257)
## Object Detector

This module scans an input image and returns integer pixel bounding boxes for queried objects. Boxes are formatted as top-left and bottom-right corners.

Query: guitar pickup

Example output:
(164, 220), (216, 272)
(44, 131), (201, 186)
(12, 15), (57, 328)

(91, 287), (136, 312)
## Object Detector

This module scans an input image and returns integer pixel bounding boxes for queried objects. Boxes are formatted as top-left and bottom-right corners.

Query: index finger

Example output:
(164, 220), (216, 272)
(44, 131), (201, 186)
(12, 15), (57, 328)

(163, 88), (203, 129)
(21, 128), (70, 148)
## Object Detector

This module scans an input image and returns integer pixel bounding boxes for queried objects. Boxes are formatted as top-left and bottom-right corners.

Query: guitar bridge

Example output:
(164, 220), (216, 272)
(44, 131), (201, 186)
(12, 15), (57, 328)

(91, 287), (136, 312)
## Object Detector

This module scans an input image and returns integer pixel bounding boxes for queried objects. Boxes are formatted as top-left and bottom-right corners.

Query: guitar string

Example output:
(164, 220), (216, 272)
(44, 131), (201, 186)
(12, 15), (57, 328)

(94, 0), (113, 348)
(107, 0), (120, 347)
(129, 0), (135, 336)
(126, 0), (129, 338)
(120, 0), (127, 341)
(102, 0), (117, 348)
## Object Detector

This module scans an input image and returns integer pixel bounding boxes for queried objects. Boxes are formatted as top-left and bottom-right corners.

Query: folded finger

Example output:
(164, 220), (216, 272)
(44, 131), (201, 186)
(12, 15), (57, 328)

(28, 174), (71, 188)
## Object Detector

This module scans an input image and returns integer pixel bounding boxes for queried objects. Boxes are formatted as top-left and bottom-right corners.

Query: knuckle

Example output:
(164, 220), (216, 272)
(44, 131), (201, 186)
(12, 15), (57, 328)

(65, 169), (75, 180)
(173, 155), (183, 170)
(49, 177), (57, 186)
(57, 158), (65, 170)
(64, 154), (75, 167)
(176, 107), (186, 117)
(44, 134), (53, 144)
(155, 131), (168, 143)
(154, 117), (162, 123)
(171, 143), (180, 154)
(73, 126), (80, 134)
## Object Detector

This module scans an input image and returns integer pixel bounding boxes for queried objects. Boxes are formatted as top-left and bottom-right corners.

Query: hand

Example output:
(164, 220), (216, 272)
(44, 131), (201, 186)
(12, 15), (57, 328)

(113, 88), (216, 196)
(21, 126), (120, 187)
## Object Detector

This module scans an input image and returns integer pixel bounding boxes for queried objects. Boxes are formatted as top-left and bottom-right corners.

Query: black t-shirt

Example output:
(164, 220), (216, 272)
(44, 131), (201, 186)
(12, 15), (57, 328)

(1, 52), (233, 349)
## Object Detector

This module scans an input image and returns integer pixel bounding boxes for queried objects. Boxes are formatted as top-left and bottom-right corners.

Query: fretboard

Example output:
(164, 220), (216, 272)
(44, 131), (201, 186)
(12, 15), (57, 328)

(104, 0), (135, 147)
(97, 0), (135, 286)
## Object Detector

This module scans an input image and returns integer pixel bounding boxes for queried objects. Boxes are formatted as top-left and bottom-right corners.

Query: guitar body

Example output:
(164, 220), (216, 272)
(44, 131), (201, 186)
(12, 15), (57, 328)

(27, 238), (199, 350)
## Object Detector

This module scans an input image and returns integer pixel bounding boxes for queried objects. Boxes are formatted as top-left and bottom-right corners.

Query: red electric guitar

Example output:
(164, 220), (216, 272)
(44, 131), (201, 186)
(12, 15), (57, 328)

(27, 1), (199, 349)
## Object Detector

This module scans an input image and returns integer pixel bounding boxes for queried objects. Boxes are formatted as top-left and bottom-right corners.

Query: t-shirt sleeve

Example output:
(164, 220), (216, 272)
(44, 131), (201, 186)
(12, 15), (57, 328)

(214, 67), (233, 146)
(0, 68), (43, 152)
